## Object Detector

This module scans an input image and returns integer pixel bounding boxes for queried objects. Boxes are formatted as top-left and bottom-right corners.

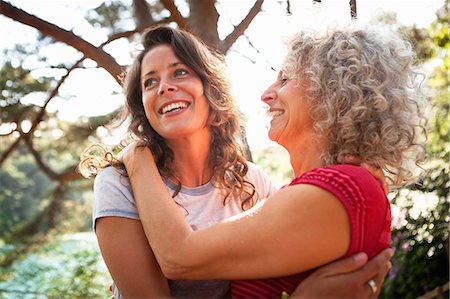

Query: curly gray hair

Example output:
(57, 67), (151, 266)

(283, 26), (427, 187)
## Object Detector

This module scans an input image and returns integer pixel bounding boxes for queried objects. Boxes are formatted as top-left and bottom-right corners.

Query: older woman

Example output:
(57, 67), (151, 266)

(122, 26), (426, 298)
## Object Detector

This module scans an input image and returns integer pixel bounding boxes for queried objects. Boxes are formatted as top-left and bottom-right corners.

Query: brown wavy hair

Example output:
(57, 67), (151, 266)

(282, 26), (427, 187)
(79, 25), (256, 210)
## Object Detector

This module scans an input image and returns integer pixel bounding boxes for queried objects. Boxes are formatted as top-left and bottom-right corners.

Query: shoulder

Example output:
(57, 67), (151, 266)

(92, 166), (139, 226)
(282, 165), (391, 257)
(290, 164), (387, 211)
(328, 164), (378, 180)
(329, 164), (385, 196)
(94, 166), (130, 191)
(245, 162), (276, 195)
(93, 166), (134, 208)
(292, 164), (383, 193)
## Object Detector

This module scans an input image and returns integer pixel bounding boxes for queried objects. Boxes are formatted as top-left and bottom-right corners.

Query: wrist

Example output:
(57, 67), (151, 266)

(127, 148), (157, 177)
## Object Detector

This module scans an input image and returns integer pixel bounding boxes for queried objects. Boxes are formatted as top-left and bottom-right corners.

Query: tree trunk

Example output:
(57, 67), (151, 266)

(187, 0), (220, 48)
(132, 0), (154, 28)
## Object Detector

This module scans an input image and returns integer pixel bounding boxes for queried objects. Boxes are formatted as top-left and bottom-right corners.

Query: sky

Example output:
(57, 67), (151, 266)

(0, 0), (445, 150)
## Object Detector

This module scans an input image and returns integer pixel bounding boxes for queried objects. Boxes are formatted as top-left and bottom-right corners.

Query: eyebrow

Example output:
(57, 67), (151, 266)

(142, 62), (186, 77)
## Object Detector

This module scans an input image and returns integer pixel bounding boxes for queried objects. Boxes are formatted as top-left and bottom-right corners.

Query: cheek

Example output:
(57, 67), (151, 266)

(142, 92), (155, 111)
(197, 95), (210, 114)
(141, 95), (157, 123)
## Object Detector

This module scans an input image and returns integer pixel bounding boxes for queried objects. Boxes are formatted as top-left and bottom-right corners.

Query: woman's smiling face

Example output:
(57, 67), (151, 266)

(140, 44), (210, 140)
(261, 68), (315, 149)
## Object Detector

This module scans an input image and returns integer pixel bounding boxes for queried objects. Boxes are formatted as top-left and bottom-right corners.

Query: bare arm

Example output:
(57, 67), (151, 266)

(96, 216), (170, 298)
(124, 146), (350, 280)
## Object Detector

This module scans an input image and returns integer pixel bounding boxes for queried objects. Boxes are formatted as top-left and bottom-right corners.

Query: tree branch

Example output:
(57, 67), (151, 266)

(241, 34), (277, 72)
(103, 18), (172, 46)
(286, 0), (292, 15)
(59, 169), (83, 182)
(220, 0), (264, 53)
(160, 0), (189, 30)
(22, 134), (82, 183)
(0, 137), (22, 166)
(0, 0), (124, 84)
(0, 57), (83, 167)
(23, 134), (59, 180)
(0, 13), (161, 167)
(349, 0), (357, 20)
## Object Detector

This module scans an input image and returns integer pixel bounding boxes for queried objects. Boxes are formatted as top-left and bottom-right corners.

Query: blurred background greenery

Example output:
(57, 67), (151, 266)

(0, 0), (448, 298)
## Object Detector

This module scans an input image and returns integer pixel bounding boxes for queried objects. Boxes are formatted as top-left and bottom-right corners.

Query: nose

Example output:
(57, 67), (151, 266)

(158, 82), (177, 96)
(261, 85), (277, 104)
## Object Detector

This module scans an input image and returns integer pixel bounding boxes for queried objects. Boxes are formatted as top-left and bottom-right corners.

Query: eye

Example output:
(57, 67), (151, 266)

(143, 77), (158, 89)
(280, 77), (289, 86)
(174, 68), (188, 77)
(278, 70), (290, 86)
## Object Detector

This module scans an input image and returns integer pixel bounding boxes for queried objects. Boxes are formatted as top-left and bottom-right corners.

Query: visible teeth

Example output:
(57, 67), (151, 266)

(162, 102), (188, 114)
(269, 110), (283, 117)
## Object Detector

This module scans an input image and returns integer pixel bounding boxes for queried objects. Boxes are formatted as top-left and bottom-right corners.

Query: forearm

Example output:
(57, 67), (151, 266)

(126, 149), (265, 279)
(126, 149), (196, 277)
(125, 147), (349, 280)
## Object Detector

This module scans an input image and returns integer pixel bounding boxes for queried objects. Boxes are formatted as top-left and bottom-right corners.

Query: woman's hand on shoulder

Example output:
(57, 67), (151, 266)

(117, 143), (155, 175)
(116, 142), (138, 167)
(338, 154), (388, 194)
(360, 163), (388, 195)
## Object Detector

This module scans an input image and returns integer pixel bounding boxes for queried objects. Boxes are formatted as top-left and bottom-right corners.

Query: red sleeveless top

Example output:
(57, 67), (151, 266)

(231, 164), (392, 298)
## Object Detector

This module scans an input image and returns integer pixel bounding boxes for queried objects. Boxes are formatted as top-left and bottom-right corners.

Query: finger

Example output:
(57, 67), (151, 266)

(317, 252), (368, 276)
(371, 260), (392, 298)
(356, 248), (394, 281)
(365, 279), (378, 299)
(340, 154), (362, 165)
(361, 163), (389, 194)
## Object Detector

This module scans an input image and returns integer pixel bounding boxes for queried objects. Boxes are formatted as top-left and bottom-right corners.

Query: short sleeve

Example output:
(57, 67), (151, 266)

(291, 164), (390, 258)
(92, 166), (139, 230)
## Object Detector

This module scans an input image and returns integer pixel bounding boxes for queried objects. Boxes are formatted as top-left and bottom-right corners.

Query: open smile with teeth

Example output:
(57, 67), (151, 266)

(160, 101), (189, 114)
(269, 110), (284, 118)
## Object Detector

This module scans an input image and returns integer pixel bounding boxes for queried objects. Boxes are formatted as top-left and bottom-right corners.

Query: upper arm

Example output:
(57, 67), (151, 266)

(168, 184), (351, 280)
(96, 216), (170, 298)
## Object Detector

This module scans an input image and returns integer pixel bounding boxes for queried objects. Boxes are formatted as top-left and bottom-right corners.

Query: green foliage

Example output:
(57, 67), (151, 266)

(0, 0), (125, 291)
(0, 150), (55, 239)
(0, 61), (52, 124)
(44, 249), (109, 299)
(0, 238), (110, 299)
(253, 146), (293, 188)
(381, 190), (449, 298)
(85, 0), (133, 34)
(378, 2), (450, 298)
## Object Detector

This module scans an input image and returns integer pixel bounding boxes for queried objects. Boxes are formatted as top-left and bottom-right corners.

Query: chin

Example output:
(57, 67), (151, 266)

(268, 132), (279, 143)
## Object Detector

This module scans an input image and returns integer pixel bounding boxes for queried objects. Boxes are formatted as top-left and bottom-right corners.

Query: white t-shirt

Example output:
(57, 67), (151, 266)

(93, 161), (275, 298)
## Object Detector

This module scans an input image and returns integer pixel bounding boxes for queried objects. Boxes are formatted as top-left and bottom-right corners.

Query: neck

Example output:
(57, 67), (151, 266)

(284, 134), (326, 178)
(167, 132), (213, 187)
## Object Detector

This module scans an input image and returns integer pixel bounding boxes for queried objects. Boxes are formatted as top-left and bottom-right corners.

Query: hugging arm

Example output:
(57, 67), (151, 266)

(292, 248), (393, 298)
(124, 146), (351, 280)
(95, 216), (170, 298)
